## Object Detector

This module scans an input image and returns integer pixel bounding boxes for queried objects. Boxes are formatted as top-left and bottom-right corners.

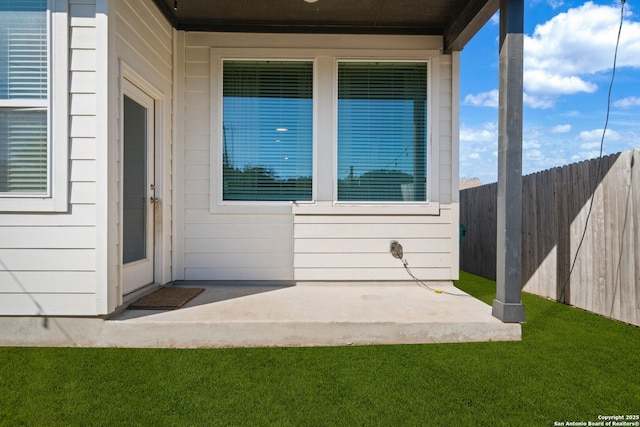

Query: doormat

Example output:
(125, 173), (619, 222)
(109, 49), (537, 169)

(128, 287), (205, 310)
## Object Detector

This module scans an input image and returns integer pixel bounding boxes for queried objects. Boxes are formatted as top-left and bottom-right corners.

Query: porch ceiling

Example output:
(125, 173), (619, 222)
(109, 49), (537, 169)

(151, 0), (498, 51)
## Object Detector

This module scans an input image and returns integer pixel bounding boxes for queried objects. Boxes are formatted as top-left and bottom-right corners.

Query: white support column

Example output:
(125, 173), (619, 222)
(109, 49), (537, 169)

(492, 0), (526, 323)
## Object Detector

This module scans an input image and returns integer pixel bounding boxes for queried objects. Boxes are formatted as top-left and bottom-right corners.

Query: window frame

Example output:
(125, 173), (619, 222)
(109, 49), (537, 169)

(210, 49), (318, 214)
(333, 58), (431, 206)
(221, 59), (315, 203)
(0, 0), (69, 212)
(210, 46), (439, 216)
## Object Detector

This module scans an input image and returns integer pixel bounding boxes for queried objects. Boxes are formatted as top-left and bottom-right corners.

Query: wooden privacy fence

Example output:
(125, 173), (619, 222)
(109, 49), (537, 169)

(460, 148), (640, 326)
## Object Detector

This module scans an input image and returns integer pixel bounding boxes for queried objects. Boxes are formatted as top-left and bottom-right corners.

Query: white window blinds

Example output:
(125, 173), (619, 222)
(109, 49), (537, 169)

(222, 60), (313, 202)
(0, 0), (48, 194)
(337, 62), (427, 202)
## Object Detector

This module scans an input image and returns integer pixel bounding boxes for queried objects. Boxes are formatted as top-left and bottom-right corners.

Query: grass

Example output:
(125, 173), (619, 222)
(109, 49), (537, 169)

(1, 271), (639, 426)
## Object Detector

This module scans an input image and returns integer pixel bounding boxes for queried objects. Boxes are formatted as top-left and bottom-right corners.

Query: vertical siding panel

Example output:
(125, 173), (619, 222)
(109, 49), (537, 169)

(544, 169), (558, 298)
(523, 173), (534, 293)
(613, 153), (626, 318)
(555, 165), (569, 301)
(460, 182), (497, 280)
(602, 154), (616, 317)
(616, 151), (636, 324)
(632, 149), (640, 326)
(568, 161), (581, 306)
(605, 157), (614, 309)
(549, 167), (560, 298)
(437, 54), (451, 204)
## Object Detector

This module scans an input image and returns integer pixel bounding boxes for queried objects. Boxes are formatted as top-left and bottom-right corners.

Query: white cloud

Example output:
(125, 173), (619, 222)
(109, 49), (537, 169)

(580, 142), (602, 150)
(530, 0), (565, 11)
(519, 138), (572, 175)
(523, 2), (640, 102)
(525, 3), (640, 78)
(547, 0), (564, 9)
(463, 90), (498, 107)
(571, 151), (601, 162)
(614, 96), (640, 108)
(523, 70), (597, 95)
(465, 90), (557, 109)
(525, 149), (545, 161)
(567, 128), (640, 165)
(465, 3), (640, 111)
(521, 148), (569, 175)
(561, 110), (581, 118)
(459, 122), (499, 183)
(460, 122), (497, 143)
(550, 124), (572, 134)
(578, 128), (620, 142)
(523, 140), (542, 149)
(523, 92), (556, 109)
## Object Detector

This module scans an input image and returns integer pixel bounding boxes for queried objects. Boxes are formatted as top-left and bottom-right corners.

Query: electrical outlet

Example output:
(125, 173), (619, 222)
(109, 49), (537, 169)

(390, 241), (403, 259)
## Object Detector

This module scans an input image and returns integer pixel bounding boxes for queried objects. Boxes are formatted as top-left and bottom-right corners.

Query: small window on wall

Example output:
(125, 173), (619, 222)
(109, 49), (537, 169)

(0, 0), (48, 194)
(222, 60), (313, 202)
(337, 61), (427, 202)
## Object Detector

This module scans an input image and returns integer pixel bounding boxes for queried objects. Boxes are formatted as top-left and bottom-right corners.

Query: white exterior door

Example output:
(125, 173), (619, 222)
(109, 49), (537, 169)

(122, 82), (156, 294)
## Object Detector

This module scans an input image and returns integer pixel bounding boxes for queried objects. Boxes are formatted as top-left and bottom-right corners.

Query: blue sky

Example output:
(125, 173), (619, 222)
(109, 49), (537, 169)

(459, 0), (640, 184)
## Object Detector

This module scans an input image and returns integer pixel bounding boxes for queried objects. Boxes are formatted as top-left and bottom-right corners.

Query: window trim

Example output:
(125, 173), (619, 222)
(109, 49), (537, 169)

(210, 46), (440, 216)
(0, 0), (69, 212)
(210, 49), (318, 214)
(333, 58), (432, 206)
(219, 58), (316, 206)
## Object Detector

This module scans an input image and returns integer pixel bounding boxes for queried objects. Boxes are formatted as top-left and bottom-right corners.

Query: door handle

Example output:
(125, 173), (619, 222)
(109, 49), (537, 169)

(150, 184), (157, 204)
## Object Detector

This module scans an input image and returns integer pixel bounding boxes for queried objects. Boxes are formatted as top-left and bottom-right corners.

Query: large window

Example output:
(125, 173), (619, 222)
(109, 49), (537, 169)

(0, 0), (48, 194)
(337, 61), (427, 202)
(222, 60), (313, 202)
(212, 48), (435, 214)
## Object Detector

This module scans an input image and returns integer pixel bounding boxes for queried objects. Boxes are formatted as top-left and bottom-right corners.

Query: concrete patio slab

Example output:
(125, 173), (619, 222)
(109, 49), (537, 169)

(0, 282), (521, 348)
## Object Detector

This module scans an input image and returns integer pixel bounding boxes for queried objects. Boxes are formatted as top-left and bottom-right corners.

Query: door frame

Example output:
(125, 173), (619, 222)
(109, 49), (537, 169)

(118, 62), (168, 300)
(121, 80), (156, 294)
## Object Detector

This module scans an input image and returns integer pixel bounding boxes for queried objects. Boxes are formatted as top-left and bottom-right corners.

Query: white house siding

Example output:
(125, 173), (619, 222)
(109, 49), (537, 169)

(293, 213), (454, 282)
(179, 37), (295, 282)
(178, 33), (459, 283)
(0, 1), (98, 315)
(0, 0), (174, 316)
(293, 51), (459, 282)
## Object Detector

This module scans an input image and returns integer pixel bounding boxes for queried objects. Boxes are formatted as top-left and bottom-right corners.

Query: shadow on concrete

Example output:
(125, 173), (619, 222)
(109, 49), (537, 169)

(117, 282), (295, 320)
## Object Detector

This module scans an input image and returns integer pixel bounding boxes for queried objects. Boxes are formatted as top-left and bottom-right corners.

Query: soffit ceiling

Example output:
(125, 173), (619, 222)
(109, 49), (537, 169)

(150, 0), (499, 51)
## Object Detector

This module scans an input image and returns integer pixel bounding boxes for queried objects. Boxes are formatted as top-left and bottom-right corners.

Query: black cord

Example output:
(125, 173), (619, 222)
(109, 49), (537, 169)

(400, 257), (470, 297)
(559, 0), (626, 303)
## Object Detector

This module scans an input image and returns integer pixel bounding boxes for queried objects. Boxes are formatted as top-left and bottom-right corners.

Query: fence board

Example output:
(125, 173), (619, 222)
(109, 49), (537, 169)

(460, 149), (640, 326)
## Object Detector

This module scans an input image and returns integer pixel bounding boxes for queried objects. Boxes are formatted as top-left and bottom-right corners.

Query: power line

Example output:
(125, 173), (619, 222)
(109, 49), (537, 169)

(559, 0), (626, 303)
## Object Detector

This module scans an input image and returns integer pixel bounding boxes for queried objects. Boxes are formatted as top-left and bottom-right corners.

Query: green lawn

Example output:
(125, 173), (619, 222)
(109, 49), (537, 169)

(1, 272), (639, 426)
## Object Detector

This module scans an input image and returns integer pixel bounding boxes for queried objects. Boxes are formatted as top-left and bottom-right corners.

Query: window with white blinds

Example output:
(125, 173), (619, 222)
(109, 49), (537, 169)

(222, 60), (313, 202)
(337, 62), (427, 202)
(0, 0), (48, 194)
